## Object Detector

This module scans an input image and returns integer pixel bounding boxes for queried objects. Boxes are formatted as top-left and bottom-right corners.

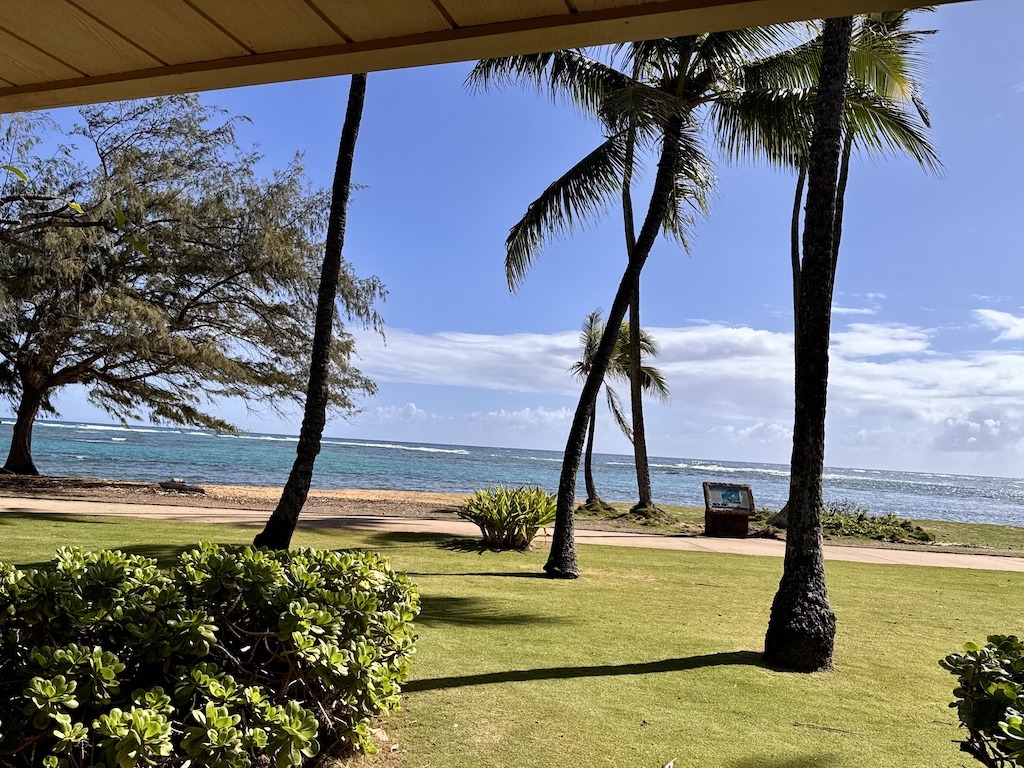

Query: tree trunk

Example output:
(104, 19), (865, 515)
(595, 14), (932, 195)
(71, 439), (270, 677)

(770, 166), (809, 531)
(628, 285), (656, 512)
(253, 73), (368, 550)
(764, 17), (852, 672)
(582, 408), (601, 507)
(545, 115), (684, 579)
(3, 384), (43, 475)
(621, 127), (656, 513)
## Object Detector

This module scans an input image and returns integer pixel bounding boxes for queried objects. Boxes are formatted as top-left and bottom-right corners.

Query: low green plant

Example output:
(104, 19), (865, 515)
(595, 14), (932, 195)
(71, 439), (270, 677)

(458, 486), (556, 551)
(822, 500), (933, 542)
(0, 544), (419, 768)
(941, 635), (1024, 767)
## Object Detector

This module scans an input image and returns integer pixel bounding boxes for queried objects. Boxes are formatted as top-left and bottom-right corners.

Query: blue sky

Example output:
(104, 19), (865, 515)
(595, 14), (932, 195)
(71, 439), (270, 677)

(22, 0), (1024, 476)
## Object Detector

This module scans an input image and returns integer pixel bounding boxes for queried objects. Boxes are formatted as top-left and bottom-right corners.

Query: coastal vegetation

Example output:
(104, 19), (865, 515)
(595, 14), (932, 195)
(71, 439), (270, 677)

(457, 486), (556, 551)
(0, 542), (418, 766)
(0, 514), (1017, 767)
(943, 635), (1024, 767)
(0, 96), (382, 477)
(570, 310), (668, 513)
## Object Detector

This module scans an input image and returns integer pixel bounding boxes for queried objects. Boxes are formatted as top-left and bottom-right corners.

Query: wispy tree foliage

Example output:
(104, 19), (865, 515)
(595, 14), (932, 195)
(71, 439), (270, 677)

(0, 96), (383, 475)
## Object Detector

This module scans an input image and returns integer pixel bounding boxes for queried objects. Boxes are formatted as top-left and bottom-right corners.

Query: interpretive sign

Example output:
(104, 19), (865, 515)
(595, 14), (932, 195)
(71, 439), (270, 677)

(702, 482), (755, 538)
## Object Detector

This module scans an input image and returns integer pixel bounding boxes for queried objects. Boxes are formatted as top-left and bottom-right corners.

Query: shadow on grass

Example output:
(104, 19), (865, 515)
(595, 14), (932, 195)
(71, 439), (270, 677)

(407, 571), (547, 579)
(0, 511), (111, 525)
(728, 756), (840, 767)
(416, 595), (565, 629)
(405, 650), (765, 692)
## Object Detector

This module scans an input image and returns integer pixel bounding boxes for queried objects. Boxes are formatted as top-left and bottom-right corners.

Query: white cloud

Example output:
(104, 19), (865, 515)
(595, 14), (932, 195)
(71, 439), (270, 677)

(831, 323), (931, 357)
(346, 318), (1024, 470)
(975, 309), (1024, 341)
(832, 305), (877, 316)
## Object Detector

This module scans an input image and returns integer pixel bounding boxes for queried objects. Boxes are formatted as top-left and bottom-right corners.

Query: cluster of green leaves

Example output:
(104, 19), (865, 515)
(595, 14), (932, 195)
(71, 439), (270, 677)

(0, 544), (419, 768)
(821, 500), (933, 542)
(458, 486), (557, 551)
(942, 636), (1024, 767)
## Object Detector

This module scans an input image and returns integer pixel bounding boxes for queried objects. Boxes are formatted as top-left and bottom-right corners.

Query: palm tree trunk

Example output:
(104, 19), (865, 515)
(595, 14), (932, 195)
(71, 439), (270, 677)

(545, 115), (684, 579)
(583, 408), (600, 506)
(628, 287), (656, 510)
(253, 73), (368, 550)
(3, 383), (43, 475)
(621, 126), (655, 513)
(769, 165), (808, 531)
(791, 165), (806, 324)
(764, 16), (852, 672)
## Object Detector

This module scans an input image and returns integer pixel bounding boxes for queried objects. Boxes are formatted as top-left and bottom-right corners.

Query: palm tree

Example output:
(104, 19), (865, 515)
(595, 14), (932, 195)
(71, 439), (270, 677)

(254, 73), (369, 550)
(572, 309), (669, 511)
(469, 30), (830, 577)
(762, 17), (853, 672)
(731, 13), (939, 533)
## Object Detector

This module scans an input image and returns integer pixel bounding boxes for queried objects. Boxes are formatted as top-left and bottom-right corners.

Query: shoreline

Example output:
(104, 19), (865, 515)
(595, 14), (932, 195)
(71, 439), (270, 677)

(0, 475), (469, 518)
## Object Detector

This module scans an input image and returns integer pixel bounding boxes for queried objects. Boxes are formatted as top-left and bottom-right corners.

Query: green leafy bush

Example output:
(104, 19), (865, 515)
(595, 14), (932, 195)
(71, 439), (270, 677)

(941, 635), (1024, 766)
(0, 544), (419, 768)
(822, 500), (933, 542)
(458, 486), (556, 550)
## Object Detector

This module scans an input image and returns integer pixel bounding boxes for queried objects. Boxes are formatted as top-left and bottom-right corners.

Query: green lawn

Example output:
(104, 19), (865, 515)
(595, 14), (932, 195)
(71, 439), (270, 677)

(583, 502), (1024, 554)
(0, 512), (1020, 767)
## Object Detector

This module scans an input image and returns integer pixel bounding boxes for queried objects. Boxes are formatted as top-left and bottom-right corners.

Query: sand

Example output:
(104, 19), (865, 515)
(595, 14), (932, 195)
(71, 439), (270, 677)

(0, 475), (467, 519)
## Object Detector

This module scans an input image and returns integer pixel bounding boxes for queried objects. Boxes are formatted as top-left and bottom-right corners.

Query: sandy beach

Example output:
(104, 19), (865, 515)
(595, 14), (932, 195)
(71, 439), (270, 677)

(0, 475), (467, 518)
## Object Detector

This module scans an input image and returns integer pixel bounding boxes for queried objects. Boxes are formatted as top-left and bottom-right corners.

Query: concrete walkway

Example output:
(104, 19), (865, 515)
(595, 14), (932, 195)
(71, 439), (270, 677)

(3, 496), (1023, 573)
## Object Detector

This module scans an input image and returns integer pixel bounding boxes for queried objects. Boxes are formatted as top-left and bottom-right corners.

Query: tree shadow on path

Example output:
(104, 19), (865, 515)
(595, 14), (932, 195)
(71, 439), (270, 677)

(405, 650), (765, 693)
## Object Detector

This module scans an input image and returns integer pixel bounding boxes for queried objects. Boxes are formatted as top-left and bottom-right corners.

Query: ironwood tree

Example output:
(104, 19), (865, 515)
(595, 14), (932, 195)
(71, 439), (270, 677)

(0, 96), (382, 476)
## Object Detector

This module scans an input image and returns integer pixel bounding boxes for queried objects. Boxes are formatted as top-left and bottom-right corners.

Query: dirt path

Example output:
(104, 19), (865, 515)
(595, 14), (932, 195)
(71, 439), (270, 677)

(2, 495), (1023, 573)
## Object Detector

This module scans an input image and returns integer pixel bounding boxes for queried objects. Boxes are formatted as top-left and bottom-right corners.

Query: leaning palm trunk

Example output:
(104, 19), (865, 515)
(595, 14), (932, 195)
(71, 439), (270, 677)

(254, 73), (368, 550)
(763, 17), (852, 671)
(622, 129), (656, 513)
(546, 115), (684, 579)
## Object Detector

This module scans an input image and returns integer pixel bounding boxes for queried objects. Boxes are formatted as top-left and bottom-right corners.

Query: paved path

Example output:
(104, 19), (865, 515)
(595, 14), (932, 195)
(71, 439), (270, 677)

(3, 496), (1023, 573)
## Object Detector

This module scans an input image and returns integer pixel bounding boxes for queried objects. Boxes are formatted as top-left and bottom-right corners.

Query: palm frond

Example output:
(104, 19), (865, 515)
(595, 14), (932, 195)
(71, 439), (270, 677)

(637, 363), (671, 402)
(468, 50), (637, 116)
(505, 132), (628, 291)
(661, 126), (714, 248)
(604, 384), (633, 443)
(845, 87), (941, 173)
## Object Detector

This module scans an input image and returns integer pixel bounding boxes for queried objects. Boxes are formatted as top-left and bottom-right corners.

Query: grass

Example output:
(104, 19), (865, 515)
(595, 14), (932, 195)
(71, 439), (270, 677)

(0, 512), (1021, 767)
(578, 502), (1024, 554)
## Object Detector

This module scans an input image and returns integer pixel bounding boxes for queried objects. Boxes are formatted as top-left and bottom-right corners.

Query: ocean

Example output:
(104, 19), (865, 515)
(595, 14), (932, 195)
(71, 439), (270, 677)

(3, 419), (1023, 528)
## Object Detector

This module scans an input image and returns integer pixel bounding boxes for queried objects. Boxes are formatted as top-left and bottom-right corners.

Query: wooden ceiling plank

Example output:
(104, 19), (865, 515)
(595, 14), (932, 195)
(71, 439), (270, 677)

(0, 26), (86, 83)
(310, 1), (453, 42)
(441, 0), (571, 27)
(0, 0), (161, 76)
(186, 0), (347, 54)
(0, 0), (960, 114)
(75, 0), (252, 66)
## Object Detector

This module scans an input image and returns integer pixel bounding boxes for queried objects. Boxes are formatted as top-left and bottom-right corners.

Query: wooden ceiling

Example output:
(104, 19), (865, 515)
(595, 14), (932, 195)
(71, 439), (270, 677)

(0, 0), (955, 113)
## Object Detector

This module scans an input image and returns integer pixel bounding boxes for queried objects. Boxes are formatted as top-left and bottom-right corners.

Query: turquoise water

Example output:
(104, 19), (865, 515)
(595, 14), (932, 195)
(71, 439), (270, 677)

(3, 419), (1024, 527)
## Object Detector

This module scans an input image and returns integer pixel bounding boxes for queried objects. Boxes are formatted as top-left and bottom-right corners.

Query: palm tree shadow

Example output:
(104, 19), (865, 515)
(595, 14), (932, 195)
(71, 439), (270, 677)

(405, 650), (765, 693)
(728, 756), (840, 767)
(416, 595), (566, 629)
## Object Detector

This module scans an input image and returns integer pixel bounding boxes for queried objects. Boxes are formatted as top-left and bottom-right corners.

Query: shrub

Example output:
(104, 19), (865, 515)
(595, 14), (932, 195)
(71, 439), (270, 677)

(822, 500), (933, 542)
(458, 486), (556, 550)
(941, 635), (1024, 766)
(0, 544), (419, 768)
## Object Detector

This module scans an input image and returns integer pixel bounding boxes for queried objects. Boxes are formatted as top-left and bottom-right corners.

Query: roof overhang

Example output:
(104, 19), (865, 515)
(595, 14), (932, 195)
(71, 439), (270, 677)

(0, 0), (958, 114)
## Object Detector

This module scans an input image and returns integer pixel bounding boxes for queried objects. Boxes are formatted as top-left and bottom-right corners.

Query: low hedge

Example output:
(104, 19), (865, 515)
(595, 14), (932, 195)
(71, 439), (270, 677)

(0, 543), (419, 768)
(942, 635), (1024, 766)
